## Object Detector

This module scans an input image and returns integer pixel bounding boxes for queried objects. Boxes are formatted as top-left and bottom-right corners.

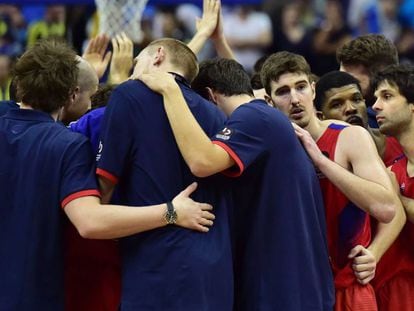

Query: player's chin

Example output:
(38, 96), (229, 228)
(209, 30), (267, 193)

(346, 116), (364, 127)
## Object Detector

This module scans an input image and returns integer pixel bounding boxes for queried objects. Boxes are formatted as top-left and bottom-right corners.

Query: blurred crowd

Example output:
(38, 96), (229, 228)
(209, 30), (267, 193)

(1, 0), (414, 100)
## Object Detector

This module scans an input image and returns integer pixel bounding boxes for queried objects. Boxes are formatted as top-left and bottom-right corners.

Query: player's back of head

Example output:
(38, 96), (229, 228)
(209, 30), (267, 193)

(260, 51), (312, 96)
(14, 39), (78, 113)
(147, 38), (199, 83)
(315, 71), (362, 111)
(337, 34), (398, 73)
(191, 58), (254, 99)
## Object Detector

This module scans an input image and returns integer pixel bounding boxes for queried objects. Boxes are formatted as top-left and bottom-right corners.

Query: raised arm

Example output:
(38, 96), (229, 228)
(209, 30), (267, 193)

(82, 34), (112, 79)
(65, 182), (214, 239)
(139, 72), (234, 177)
(187, 0), (220, 55)
(210, 5), (235, 59)
(187, 0), (234, 59)
(294, 123), (396, 223)
(108, 33), (134, 84)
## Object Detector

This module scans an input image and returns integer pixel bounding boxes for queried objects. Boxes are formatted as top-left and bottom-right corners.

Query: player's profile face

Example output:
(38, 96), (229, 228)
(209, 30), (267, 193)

(269, 72), (315, 128)
(321, 84), (367, 127)
(373, 81), (412, 136)
(132, 48), (152, 77)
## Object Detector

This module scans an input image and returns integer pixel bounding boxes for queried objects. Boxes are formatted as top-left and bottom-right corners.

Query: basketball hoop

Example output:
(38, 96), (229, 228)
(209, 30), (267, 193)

(95, 0), (149, 43)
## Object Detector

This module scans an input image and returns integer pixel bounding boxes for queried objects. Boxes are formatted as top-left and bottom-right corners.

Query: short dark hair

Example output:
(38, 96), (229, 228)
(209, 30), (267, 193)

(336, 34), (398, 74)
(9, 75), (18, 102)
(191, 58), (254, 98)
(14, 40), (78, 113)
(147, 38), (199, 83)
(261, 51), (312, 96)
(91, 84), (115, 109)
(315, 71), (362, 111)
(250, 73), (263, 90)
(371, 64), (414, 104)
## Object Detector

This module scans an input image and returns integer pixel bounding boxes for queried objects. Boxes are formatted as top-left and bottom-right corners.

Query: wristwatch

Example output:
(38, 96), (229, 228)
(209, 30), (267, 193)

(165, 201), (178, 225)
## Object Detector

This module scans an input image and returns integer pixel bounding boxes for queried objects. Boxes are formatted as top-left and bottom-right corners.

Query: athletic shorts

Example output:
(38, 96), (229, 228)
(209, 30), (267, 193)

(335, 283), (377, 311)
(376, 272), (414, 311)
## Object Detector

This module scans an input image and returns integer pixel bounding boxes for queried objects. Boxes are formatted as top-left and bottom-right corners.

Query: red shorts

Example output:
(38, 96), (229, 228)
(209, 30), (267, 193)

(335, 283), (377, 311)
(376, 273), (414, 311)
(64, 223), (121, 311)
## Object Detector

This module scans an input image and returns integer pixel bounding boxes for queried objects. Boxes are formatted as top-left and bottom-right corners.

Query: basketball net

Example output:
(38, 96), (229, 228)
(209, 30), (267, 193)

(95, 0), (149, 43)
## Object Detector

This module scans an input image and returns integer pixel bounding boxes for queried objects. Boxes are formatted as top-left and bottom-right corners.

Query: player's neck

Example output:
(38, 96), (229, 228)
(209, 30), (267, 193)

(306, 116), (326, 141)
(219, 94), (254, 116)
(20, 102), (60, 121)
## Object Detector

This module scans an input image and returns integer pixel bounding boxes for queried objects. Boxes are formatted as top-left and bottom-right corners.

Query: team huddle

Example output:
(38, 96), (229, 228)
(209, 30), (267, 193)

(1, 0), (414, 310)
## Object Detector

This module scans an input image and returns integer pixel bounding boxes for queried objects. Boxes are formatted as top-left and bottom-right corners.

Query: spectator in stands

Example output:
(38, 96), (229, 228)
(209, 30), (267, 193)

(312, 0), (352, 75)
(27, 5), (66, 47)
(0, 54), (12, 100)
(271, 2), (313, 64)
(222, 5), (272, 73)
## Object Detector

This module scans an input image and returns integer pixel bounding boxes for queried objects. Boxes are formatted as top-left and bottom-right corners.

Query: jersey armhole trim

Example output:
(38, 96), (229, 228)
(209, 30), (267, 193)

(96, 168), (119, 184)
(212, 140), (244, 177)
(61, 189), (101, 209)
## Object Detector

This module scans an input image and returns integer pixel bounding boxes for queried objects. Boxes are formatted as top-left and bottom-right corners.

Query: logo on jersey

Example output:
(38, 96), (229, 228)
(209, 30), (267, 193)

(215, 127), (233, 140)
(96, 141), (103, 162)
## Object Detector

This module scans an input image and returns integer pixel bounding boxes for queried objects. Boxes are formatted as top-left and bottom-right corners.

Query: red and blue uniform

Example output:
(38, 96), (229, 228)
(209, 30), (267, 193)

(0, 109), (99, 310)
(66, 107), (121, 311)
(383, 136), (403, 167)
(373, 156), (414, 311)
(316, 123), (376, 311)
(213, 99), (334, 311)
(96, 78), (233, 310)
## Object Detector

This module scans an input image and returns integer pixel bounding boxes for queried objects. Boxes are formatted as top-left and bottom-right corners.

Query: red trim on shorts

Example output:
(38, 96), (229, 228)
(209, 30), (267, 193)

(212, 140), (244, 177)
(61, 189), (101, 209)
(96, 168), (119, 184)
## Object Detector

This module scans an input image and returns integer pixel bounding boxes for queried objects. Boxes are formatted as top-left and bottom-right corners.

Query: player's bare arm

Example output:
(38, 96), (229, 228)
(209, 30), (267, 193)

(187, 0), (220, 55)
(139, 72), (235, 177)
(64, 182), (214, 239)
(294, 123), (396, 223)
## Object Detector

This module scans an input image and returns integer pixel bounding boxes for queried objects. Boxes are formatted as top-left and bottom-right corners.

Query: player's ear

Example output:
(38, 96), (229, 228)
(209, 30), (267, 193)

(72, 86), (80, 103)
(315, 110), (324, 120)
(311, 81), (316, 100)
(153, 47), (166, 66)
(206, 87), (218, 104)
(264, 94), (275, 107)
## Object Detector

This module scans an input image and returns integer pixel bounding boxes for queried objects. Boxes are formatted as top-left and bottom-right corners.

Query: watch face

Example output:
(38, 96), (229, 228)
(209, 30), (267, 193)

(165, 210), (178, 224)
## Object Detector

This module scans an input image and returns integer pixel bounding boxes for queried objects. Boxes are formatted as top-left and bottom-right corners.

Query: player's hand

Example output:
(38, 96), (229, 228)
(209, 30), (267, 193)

(109, 32), (134, 84)
(82, 34), (112, 79)
(195, 0), (220, 38)
(172, 182), (215, 232)
(211, 2), (224, 41)
(349, 245), (376, 285)
(136, 72), (179, 95)
(291, 122), (325, 166)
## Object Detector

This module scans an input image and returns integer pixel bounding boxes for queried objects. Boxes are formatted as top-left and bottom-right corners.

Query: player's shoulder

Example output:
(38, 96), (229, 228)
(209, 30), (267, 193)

(114, 79), (154, 98)
(238, 99), (289, 122)
(339, 124), (371, 140)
